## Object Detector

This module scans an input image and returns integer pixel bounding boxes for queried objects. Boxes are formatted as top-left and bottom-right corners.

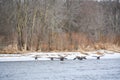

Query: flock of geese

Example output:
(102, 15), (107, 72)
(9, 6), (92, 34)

(34, 55), (101, 61)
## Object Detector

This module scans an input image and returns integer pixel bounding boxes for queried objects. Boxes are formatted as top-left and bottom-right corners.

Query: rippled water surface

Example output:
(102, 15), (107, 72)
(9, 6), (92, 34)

(0, 59), (120, 80)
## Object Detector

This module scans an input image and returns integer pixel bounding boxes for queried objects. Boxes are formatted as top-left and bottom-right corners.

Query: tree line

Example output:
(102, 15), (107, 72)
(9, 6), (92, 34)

(0, 0), (120, 52)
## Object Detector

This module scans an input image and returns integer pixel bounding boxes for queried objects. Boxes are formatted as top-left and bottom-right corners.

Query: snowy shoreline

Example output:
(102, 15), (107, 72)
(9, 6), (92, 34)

(0, 50), (120, 62)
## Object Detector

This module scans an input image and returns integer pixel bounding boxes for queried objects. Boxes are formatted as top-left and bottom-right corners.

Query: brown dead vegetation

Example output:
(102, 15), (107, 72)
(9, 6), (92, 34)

(0, 33), (120, 54)
(96, 52), (104, 56)
(1, 44), (18, 54)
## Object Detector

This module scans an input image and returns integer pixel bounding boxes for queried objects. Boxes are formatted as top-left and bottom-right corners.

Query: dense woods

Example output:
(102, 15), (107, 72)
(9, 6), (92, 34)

(0, 0), (120, 53)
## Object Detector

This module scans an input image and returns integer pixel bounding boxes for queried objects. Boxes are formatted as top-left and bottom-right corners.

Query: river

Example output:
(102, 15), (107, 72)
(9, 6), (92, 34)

(0, 59), (120, 80)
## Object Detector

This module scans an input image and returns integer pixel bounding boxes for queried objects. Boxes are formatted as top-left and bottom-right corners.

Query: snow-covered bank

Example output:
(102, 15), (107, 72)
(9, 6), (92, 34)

(0, 50), (120, 62)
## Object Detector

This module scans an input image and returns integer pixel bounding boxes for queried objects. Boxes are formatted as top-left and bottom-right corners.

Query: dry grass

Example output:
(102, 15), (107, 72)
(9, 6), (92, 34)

(0, 33), (120, 54)
(0, 44), (18, 54)
(96, 52), (104, 56)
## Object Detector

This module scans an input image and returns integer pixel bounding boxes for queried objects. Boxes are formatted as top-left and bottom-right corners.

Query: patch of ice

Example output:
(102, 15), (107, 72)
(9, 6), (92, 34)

(0, 50), (120, 61)
(101, 53), (120, 59)
(0, 57), (34, 62)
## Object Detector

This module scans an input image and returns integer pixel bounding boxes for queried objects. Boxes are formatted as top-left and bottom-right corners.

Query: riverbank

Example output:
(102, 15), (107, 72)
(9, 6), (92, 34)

(0, 50), (120, 62)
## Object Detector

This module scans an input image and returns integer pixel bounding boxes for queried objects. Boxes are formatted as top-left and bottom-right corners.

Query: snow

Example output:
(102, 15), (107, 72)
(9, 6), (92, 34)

(0, 57), (34, 62)
(101, 53), (120, 59)
(0, 50), (120, 62)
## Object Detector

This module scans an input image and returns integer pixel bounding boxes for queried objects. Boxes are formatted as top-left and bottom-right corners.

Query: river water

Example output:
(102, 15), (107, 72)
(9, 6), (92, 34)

(0, 59), (120, 80)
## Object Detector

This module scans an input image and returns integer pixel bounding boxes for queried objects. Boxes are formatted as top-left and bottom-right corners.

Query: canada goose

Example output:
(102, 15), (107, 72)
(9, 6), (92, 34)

(73, 56), (86, 60)
(35, 56), (38, 60)
(97, 56), (100, 60)
(50, 57), (54, 61)
(60, 57), (65, 61)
